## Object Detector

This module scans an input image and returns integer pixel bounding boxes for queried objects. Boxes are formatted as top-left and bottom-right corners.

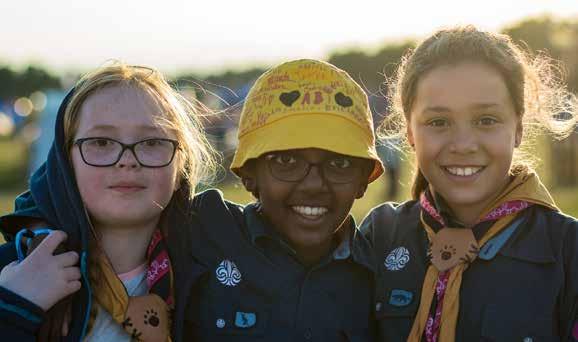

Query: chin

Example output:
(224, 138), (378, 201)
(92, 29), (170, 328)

(443, 190), (490, 207)
(96, 208), (160, 226)
(294, 231), (332, 248)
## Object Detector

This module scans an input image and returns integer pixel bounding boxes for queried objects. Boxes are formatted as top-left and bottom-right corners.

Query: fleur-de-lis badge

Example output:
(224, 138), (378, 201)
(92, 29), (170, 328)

(216, 260), (242, 286)
(384, 247), (410, 271)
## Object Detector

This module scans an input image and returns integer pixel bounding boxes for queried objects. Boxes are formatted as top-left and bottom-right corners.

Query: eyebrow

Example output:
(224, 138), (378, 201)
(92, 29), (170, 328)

(422, 106), (452, 114)
(422, 103), (502, 114)
(470, 103), (502, 110)
(83, 124), (164, 134)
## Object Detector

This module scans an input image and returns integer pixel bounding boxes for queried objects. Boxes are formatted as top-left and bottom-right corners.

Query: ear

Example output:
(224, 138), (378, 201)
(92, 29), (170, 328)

(514, 120), (523, 147)
(355, 182), (369, 199)
(406, 124), (415, 149)
(242, 177), (256, 193)
(237, 164), (259, 197)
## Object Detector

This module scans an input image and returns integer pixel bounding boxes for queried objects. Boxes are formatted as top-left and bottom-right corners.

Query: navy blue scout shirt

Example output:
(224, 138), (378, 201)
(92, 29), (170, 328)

(360, 200), (578, 341)
(187, 200), (377, 341)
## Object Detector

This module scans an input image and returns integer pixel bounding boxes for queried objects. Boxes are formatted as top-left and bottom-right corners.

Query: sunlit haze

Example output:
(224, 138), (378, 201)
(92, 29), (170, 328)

(2, 0), (577, 74)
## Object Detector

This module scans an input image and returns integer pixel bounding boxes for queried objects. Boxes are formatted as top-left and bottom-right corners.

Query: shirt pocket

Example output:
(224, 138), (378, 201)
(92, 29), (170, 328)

(211, 305), (269, 338)
(481, 306), (558, 342)
(374, 286), (420, 340)
(199, 279), (271, 340)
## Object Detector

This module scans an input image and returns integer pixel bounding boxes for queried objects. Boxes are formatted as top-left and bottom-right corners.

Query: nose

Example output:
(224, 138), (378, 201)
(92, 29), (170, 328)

(449, 124), (478, 154)
(116, 148), (140, 168)
(297, 164), (328, 192)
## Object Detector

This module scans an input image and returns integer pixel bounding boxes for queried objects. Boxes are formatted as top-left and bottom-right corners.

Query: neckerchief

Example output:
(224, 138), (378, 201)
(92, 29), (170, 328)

(407, 170), (558, 342)
(91, 229), (174, 342)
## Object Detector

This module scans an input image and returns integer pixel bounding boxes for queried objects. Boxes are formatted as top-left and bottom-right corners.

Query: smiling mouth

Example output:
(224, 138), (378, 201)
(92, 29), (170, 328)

(443, 166), (484, 177)
(292, 206), (329, 219)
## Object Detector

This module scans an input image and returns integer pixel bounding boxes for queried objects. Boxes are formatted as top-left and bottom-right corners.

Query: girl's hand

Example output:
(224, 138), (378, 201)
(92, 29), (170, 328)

(0, 231), (81, 311)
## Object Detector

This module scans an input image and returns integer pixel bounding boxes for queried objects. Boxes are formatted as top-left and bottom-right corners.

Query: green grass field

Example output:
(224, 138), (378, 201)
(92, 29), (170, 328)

(0, 138), (28, 221)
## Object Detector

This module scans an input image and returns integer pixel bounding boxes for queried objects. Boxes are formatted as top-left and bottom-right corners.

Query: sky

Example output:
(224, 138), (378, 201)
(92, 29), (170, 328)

(1, 0), (577, 75)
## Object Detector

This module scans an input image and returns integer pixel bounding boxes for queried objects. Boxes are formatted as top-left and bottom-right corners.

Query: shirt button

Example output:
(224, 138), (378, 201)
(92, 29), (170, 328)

(375, 302), (383, 312)
(304, 329), (312, 340)
(522, 337), (533, 342)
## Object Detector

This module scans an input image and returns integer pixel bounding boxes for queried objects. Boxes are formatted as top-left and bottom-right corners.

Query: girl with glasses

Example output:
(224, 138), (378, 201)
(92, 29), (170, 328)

(0, 63), (216, 341)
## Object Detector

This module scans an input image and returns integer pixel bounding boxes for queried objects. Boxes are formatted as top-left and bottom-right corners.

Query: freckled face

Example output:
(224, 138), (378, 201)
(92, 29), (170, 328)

(407, 62), (522, 219)
(70, 85), (179, 228)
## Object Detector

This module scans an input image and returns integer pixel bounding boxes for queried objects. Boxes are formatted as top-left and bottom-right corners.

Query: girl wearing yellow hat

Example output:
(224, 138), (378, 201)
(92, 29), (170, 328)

(185, 59), (384, 341)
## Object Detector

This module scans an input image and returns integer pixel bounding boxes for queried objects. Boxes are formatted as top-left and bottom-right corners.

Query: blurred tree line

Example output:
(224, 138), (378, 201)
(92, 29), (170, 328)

(0, 66), (60, 99)
(176, 16), (578, 105)
(1, 16), (577, 106)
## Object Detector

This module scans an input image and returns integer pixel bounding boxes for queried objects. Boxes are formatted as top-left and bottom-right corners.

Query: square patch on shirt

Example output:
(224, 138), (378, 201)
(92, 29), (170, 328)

(388, 289), (413, 307)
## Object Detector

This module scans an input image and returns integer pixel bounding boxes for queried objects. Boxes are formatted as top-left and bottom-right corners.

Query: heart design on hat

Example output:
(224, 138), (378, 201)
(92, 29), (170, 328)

(335, 92), (353, 107)
(279, 90), (301, 107)
(230, 59), (385, 184)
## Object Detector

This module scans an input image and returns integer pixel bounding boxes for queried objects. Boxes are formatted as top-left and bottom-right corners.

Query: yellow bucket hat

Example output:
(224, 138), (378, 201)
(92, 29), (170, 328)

(230, 59), (384, 183)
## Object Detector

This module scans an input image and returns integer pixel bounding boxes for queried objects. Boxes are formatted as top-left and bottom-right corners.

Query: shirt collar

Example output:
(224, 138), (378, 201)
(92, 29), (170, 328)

(244, 203), (296, 253)
(332, 219), (352, 260)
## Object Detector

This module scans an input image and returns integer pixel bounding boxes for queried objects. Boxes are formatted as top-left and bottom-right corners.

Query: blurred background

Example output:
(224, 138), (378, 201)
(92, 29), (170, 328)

(0, 1), (577, 224)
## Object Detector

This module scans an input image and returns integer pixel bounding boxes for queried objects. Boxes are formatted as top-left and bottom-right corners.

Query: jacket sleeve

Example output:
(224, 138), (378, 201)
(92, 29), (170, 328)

(0, 286), (45, 340)
(560, 214), (578, 341)
(0, 242), (45, 340)
(359, 202), (403, 248)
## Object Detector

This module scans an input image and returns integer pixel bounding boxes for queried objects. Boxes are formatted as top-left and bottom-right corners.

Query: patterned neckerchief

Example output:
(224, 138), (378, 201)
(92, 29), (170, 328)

(419, 189), (531, 342)
(146, 229), (174, 306)
(420, 190), (530, 227)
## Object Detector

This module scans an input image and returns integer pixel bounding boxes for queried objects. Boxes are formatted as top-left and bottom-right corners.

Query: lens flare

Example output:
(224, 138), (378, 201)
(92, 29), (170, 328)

(14, 97), (34, 117)
(0, 112), (15, 136)
(30, 91), (48, 112)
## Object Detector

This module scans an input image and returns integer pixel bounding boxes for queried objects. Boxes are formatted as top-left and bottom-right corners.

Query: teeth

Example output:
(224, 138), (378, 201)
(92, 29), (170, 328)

(446, 166), (482, 176)
(292, 206), (328, 217)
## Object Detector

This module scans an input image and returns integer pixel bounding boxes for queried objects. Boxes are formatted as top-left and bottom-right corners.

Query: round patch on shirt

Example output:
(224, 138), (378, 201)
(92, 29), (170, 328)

(384, 247), (410, 271)
(216, 260), (242, 286)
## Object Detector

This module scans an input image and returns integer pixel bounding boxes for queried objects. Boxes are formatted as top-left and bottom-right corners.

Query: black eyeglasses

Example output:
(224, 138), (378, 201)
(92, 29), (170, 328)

(74, 137), (179, 168)
(263, 151), (365, 184)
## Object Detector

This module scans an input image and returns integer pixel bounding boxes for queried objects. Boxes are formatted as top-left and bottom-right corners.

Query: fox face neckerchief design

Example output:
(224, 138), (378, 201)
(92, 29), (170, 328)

(427, 228), (478, 272)
(422, 195), (530, 273)
(407, 170), (558, 342)
(92, 229), (174, 342)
